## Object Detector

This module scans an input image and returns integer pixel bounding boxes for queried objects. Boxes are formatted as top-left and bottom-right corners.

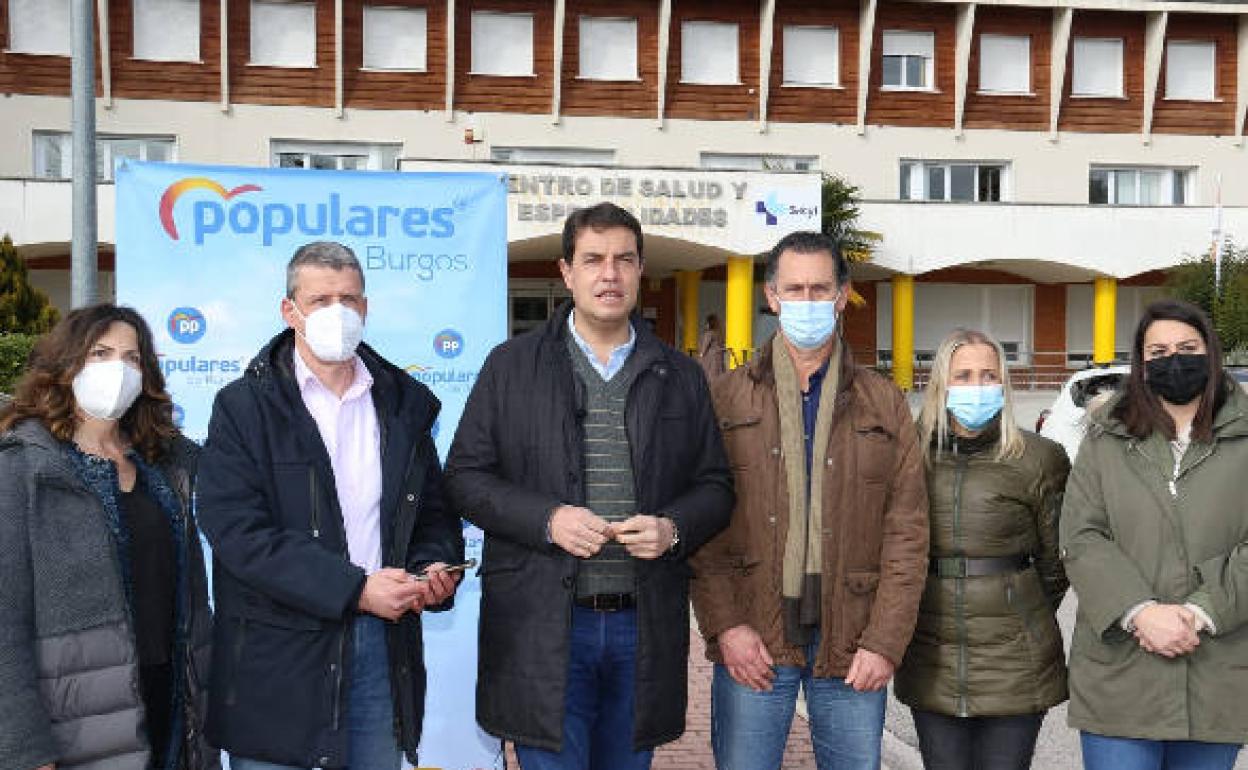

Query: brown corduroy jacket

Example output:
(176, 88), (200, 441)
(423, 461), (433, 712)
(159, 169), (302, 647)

(691, 337), (930, 676)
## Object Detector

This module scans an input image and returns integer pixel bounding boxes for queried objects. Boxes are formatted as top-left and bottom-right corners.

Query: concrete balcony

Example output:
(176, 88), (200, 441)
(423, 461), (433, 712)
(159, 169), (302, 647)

(856, 200), (1247, 281)
(0, 178), (117, 257)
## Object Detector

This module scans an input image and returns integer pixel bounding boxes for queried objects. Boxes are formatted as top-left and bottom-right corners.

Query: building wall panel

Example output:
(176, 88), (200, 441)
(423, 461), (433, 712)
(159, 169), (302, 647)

(866, 1), (956, 129)
(454, 0), (554, 115)
(343, 0), (444, 110)
(111, 0), (220, 103)
(767, 0), (858, 126)
(0, 1), (75, 97)
(1058, 10), (1144, 134)
(664, 0), (760, 122)
(1151, 13), (1237, 137)
(560, 0), (659, 119)
(226, 0), (335, 108)
(964, 5), (1051, 132)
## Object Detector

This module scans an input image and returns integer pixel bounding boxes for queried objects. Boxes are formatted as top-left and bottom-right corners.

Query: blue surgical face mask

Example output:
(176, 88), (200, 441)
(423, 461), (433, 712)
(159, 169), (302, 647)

(946, 384), (1005, 431)
(778, 300), (838, 350)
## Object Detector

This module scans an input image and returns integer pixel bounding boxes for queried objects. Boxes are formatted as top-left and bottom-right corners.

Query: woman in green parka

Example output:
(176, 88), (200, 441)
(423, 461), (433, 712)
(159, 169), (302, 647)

(896, 328), (1071, 770)
(1062, 299), (1246, 769)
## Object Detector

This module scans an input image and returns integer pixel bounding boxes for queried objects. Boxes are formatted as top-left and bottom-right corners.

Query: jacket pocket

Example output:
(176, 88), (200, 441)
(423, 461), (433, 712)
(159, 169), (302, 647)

(233, 594), (323, 630)
(719, 414), (762, 469)
(853, 423), (895, 482)
(839, 570), (881, 650)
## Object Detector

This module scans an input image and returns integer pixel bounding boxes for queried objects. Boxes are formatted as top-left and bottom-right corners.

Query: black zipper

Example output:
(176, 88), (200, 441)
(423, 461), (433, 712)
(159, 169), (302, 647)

(308, 465), (321, 539)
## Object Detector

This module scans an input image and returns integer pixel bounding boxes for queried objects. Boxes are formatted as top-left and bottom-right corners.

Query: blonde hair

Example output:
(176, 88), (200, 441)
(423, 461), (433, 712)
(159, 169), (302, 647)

(918, 328), (1025, 465)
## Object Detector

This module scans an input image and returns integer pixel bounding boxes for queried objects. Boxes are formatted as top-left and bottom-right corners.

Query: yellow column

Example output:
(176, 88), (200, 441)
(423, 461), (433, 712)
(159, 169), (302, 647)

(678, 270), (702, 354)
(725, 256), (754, 369)
(892, 274), (915, 391)
(1093, 276), (1117, 365)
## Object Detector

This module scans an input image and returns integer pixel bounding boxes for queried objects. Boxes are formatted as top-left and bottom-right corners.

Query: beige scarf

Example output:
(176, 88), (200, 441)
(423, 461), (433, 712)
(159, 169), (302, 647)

(772, 338), (841, 643)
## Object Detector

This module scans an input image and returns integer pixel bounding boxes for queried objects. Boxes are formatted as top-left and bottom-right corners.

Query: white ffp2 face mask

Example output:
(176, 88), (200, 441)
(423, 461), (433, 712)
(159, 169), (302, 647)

(294, 302), (365, 363)
(72, 360), (144, 421)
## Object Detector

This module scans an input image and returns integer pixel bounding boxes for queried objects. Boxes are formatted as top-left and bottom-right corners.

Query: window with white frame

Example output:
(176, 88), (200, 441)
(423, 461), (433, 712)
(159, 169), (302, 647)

(882, 30), (934, 90)
(978, 34), (1030, 94)
(362, 5), (427, 71)
(681, 21), (739, 85)
(271, 140), (401, 171)
(899, 161), (1006, 202)
(491, 146), (616, 166)
(1071, 37), (1123, 97)
(133, 0), (200, 61)
(250, 0), (317, 67)
(1166, 40), (1215, 101)
(470, 11), (534, 76)
(8, 0), (71, 55)
(578, 16), (637, 81)
(877, 283), (1034, 367)
(700, 153), (818, 172)
(33, 132), (175, 181)
(782, 25), (839, 86)
(1088, 166), (1191, 206)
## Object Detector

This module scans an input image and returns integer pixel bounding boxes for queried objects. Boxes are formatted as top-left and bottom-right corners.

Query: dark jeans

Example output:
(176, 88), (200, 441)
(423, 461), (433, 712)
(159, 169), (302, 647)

(911, 709), (1045, 770)
(515, 606), (653, 770)
(1080, 732), (1242, 770)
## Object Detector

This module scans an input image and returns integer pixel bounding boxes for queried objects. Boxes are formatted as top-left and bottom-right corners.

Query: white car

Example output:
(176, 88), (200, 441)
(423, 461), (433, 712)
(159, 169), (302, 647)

(1037, 366), (1130, 461)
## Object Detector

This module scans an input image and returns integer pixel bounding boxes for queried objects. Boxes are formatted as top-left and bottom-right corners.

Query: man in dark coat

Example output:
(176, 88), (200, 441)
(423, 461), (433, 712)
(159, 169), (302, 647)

(197, 241), (465, 770)
(445, 203), (734, 769)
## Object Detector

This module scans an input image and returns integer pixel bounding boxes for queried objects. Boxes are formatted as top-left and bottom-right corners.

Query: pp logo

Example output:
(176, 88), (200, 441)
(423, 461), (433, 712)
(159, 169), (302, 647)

(434, 329), (464, 359)
(167, 307), (207, 344)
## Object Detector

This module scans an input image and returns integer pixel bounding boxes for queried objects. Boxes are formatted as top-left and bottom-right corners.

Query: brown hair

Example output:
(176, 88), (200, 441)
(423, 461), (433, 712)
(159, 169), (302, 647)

(0, 303), (177, 461)
(1115, 298), (1227, 443)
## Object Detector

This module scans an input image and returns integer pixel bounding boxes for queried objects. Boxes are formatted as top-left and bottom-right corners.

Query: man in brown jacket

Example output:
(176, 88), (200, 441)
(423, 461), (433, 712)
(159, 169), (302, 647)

(691, 231), (928, 770)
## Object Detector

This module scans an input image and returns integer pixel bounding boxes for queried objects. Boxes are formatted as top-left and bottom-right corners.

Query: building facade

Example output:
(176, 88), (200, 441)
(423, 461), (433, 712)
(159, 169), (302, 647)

(2, 0), (1246, 386)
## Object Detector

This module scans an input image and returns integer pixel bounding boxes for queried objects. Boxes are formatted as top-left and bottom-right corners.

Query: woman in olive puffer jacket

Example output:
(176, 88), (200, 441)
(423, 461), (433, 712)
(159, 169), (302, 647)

(895, 329), (1070, 770)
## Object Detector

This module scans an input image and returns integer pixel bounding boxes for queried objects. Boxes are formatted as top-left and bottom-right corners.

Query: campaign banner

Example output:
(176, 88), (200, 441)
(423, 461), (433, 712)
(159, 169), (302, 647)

(115, 161), (505, 770)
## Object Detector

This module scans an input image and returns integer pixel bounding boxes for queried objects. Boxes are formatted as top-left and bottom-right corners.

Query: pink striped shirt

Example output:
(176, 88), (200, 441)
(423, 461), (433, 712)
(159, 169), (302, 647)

(293, 348), (384, 574)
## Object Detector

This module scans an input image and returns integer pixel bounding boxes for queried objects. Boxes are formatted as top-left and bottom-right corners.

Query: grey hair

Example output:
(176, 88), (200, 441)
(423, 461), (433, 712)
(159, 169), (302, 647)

(285, 241), (365, 298)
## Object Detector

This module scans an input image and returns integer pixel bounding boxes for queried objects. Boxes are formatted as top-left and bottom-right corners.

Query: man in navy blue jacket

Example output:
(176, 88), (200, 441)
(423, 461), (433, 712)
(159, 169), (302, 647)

(198, 241), (464, 770)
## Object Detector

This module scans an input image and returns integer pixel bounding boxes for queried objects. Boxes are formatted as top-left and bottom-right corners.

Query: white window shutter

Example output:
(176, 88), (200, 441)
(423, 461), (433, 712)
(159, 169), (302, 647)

(579, 16), (638, 80)
(134, 0), (201, 61)
(883, 30), (933, 59)
(1165, 41), (1215, 101)
(979, 34), (1029, 93)
(9, 0), (71, 55)
(1072, 37), (1123, 97)
(250, 0), (317, 67)
(681, 21), (739, 85)
(782, 25), (839, 85)
(471, 11), (535, 76)
(363, 5), (427, 70)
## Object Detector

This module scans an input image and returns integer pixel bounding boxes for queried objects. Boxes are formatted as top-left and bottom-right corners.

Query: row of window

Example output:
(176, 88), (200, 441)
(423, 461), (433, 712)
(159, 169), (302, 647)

(29, 132), (1199, 207)
(5, 0), (1222, 100)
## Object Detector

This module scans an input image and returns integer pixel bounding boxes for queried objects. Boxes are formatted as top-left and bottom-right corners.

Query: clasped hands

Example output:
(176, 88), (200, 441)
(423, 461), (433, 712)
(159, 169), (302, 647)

(357, 564), (460, 621)
(549, 505), (674, 561)
(1132, 603), (1207, 658)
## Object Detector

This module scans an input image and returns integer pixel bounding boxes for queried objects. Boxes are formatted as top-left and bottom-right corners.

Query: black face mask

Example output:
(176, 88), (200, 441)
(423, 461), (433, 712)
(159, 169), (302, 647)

(1145, 353), (1209, 405)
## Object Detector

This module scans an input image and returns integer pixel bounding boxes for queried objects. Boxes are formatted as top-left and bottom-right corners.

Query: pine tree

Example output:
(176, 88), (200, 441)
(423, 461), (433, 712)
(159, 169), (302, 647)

(0, 234), (59, 334)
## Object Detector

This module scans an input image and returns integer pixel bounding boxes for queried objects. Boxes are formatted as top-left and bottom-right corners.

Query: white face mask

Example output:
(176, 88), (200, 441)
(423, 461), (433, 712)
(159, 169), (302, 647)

(72, 360), (144, 421)
(293, 302), (364, 363)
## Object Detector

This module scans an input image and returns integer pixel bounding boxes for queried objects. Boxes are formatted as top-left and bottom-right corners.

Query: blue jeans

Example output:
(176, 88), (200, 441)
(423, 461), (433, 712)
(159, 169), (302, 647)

(515, 606), (653, 770)
(710, 639), (887, 770)
(229, 615), (401, 770)
(1081, 732), (1242, 770)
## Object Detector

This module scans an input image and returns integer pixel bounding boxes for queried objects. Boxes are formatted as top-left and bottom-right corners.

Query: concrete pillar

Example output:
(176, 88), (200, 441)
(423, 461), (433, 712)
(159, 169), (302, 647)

(892, 274), (915, 391)
(725, 257), (754, 368)
(1093, 276), (1117, 365)
(678, 270), (702, 354)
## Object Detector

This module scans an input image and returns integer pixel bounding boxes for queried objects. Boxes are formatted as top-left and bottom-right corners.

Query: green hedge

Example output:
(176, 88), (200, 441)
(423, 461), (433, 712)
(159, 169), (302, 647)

(0, 333), (38, 395)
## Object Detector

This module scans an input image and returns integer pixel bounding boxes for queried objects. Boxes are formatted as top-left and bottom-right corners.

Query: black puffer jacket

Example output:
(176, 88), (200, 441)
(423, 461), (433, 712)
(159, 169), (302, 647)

(444, 302), (735, 751)
(197, 331), (464, 768)
(0, 420), (217, 770)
